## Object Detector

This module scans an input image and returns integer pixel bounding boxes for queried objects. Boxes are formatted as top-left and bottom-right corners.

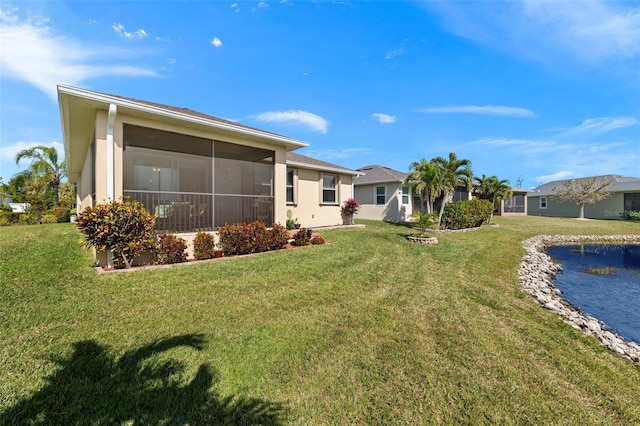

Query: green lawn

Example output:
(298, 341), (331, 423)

(1, 217), (639, 425)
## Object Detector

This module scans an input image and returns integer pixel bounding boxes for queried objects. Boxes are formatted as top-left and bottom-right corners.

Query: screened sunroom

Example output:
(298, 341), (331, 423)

(123, 124), (275, 233)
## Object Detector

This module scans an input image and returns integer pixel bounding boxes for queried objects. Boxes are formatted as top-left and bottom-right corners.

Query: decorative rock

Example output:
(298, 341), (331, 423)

(519, 234), (640, 362)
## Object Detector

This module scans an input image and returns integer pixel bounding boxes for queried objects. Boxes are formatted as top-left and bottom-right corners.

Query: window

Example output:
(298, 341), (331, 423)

(540, 196), (547, 209)
(286, 169), (295, 204)
(624, 193), (640, 211)
(376, 186), (386, 205)
(322, 174), (338, 204)
(401, 186), (410, 205)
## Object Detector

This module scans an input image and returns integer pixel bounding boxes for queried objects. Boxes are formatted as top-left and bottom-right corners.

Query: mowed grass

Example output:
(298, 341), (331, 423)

(1, 217), (639, 424)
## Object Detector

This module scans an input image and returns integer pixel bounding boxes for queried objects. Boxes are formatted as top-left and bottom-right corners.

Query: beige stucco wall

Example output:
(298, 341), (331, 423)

(76, 142), (94, 211)
(86, 109), (289, 211)
(285, 169), (353, 228)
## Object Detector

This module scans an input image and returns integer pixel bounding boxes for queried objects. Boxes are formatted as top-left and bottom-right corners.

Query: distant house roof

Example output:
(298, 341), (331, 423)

(286, 152), (361, 176)
(353, 165), (408, 185)
(529, 175), (640, 197)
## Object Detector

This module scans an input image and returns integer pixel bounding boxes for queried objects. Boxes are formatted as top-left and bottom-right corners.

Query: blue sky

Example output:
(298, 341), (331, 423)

(1, 1), (638, 189)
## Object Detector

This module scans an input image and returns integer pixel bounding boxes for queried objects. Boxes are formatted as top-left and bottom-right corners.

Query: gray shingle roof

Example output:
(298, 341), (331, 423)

(529, 175), (640, 196)
(353, 165), (407, 185)
(286, 152), (360, 175)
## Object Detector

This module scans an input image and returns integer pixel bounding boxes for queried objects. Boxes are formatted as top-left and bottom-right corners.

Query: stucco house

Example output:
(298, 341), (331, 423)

(353, 164), (478, 222)
(59, 85), (359, 255)
(353, 165), (412, 222)
(528, 175), (640, 219)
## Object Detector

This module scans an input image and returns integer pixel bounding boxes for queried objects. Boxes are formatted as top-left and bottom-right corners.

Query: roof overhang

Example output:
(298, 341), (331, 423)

(58, 85), (309, 182)
(286, 160), (362, 176)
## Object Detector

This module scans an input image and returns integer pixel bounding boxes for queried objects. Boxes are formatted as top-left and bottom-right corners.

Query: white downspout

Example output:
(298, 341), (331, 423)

(106, 103), (117, 201)
(106, 103), (117, 268)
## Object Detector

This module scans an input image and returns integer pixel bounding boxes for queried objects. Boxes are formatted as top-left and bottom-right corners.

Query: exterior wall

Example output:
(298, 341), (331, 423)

(77, 142), (94, 211)
(528, 193), (625, 219)
(285, 168), (353, 228)
(86, 110), (290, 218)
(354, 183), (412, 222)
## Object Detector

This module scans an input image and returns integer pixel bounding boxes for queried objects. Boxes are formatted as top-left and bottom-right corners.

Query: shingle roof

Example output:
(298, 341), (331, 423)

(353, 165), (408, 185)
(529, 175), (640, 196)
(286, 152), (360, 175)
(100, 91), (289, 139)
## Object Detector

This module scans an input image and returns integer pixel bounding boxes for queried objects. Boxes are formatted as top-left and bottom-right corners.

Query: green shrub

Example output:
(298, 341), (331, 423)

(0, 211), (20, 226)
(40, 214), (58, 224)
(286, 218), (296, 230)
(76, 199), (157, 268)
(441, 199), (494, 230)
(19, 213), (35, 225)
(412, 212), (437, 236)
(193, 231), (216, 260)
(0, 205), (11, 212)
(155, 232), (188, 264)
(623, 210), (640, 221)
(51, 206), (71, 223)
(292, 227), (312, 246)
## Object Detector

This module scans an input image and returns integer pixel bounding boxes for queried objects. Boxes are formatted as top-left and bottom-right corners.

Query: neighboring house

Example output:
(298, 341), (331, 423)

(353, 165), (412, 222)
(528, 175), (640, 219)
(1, 193), (12, 206)
(495, 187), (529, 217)
(58, 85), (358, 249)
(285, 153), (360, 227)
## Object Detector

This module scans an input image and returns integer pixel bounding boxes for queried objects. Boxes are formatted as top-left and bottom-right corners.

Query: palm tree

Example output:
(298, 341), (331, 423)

(473, 174), (512, 223)
(405, 159), (441, 214)
(15, 145), (67, 207)
(432, 152), (473, 226)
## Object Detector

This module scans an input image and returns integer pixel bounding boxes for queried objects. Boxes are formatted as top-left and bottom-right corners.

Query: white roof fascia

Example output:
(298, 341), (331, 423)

(286, 160), (361, 176)
(57, 85), (309, 149)
(355, 178), (404, 185)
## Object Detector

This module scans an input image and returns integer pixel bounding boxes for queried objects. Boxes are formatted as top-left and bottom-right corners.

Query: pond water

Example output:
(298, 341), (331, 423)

(547, 244), (640, 345)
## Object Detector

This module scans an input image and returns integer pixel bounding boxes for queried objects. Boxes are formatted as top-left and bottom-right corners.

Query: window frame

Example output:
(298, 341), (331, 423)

(401, 186), (410, 205)
(539, 196), (548, 209)
(286, 168), (297, 205)
(321, 173), (339, 205)
(375, 185), (386, 206)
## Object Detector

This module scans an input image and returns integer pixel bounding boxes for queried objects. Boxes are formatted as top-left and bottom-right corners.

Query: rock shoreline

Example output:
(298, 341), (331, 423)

(519, 234), (640, 362)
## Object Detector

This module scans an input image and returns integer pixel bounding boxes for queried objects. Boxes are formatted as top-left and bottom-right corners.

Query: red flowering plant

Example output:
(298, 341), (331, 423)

(341, 198), (361, 225)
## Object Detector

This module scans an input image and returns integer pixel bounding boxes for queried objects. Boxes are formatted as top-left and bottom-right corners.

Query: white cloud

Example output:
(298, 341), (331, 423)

(252, 110), (329, 133)
(371, 113), (396, 124)
(211, 37), (223, 48)
(2, 140), (64, 164)
(471, 137), (553, 148)
(421, 105), (536, 118)
(167, 58), (176, 65)
(385, 46), (405, 60)
(533, 171), (574, 184)
(111, 23), (147, 39)
(423, 1), (640, 66)
(568, 117), (638, 133)
(0, 10), (158, 100)
(88, 19), (96, 25)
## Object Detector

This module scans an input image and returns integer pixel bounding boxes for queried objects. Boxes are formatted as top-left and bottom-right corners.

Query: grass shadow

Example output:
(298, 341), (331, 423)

(1, 334), (285, 425)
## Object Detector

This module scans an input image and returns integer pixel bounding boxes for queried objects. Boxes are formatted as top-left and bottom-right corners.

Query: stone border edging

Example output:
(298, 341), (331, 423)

(519, 234), (640, 362)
